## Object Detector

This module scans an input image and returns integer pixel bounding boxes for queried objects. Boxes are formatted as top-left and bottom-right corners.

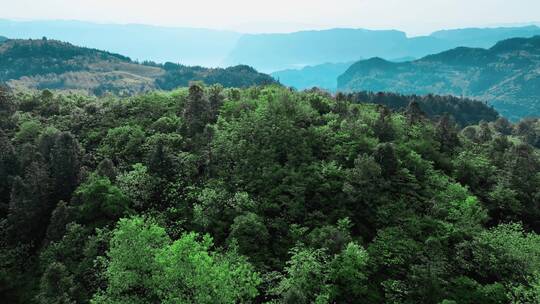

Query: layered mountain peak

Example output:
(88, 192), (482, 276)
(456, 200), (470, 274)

(338, 35), (540, 120)
(490, 35), (540, 53)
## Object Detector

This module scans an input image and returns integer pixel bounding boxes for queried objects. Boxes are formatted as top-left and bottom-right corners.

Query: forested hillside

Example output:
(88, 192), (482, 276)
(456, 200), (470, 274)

(0, 38), (275, 95)
(342, 91), (499, 126)
(338, 36), (540, 120)
(1, 84), (540, 303)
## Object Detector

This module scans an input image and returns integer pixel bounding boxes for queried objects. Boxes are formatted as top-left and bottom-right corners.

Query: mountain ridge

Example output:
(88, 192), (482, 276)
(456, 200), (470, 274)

(0, 38), (275, 95)
(225, 25), (540, 72)
(338, 35), (540, 120)
(3, 19), (540, 72)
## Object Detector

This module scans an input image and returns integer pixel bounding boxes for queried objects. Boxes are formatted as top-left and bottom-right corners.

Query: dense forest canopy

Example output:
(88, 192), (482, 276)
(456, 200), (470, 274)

(341, 91), (499, 127)
(1, 84), (540, 303)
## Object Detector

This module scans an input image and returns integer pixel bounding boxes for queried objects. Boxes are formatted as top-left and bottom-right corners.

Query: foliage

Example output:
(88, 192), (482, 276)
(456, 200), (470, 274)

(72, 174), (131, 225)
(92, 217), (261, 304)
(345, 91), (499, 127)
(0, 85), (539, 303)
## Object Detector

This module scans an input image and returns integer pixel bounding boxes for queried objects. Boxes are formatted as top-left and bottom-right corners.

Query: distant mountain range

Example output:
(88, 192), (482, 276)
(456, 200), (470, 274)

(271, 57), (417, 92)
(2, 20), (540, 72)
(268, 26), (540, 91)
(0, 36), (7, 42)
(338, 36), (540, 120)
(226, 26), (540, 72)
(271, 62), (355, 91)
(225, 29), (406, 72)
(2, 20), (540, 119)
(0, 20), (241, 67)
(429, 26), (540, 46)
(0, 38), (274, 95)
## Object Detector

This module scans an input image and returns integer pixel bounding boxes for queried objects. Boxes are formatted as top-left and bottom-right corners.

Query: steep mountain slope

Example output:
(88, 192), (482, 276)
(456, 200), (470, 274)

(338, 36), (540, 120)
(0, 39), (275, 95)
(271, 57), (417, 91)
(225, 26), (540, 72)
(0, 19), (241, 67)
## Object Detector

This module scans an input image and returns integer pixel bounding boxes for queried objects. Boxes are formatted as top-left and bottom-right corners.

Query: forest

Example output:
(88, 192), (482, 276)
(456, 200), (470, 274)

(339, 91), (499, 127)
(1, 83), (540, 304)
(0, 39), (275, 95)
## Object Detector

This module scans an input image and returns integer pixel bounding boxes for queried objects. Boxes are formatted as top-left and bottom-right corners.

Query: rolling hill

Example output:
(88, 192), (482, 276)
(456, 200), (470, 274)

(0, 38), (275, 95)
(0, 19), (241, 67)
(338, 36), (540, 120)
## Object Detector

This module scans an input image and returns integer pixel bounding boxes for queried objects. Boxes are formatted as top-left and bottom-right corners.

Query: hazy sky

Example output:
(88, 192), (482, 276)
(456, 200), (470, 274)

(1, 0), (539, 35)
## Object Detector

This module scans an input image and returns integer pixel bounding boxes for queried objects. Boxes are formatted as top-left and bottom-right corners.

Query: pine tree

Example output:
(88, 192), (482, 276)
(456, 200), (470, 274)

(45, 201), (73, 243)
(183, 83), (210, 137)
(374, 143), (399, 178)
(374, 106), (396, 142)
(405, 100), (425, 124)
(96, 158), (117, 181)
(50, 132), (81, 202)
(436, 113), (460, 153)
(7, 159), (53, 244)
(477, 121), (493, 143)
(35, 262), (76, 304)
(148, 139), (174, 178)
(0, 85), (15, 129)
(208, 84), (224, 123)
(0, 131), (18, 215)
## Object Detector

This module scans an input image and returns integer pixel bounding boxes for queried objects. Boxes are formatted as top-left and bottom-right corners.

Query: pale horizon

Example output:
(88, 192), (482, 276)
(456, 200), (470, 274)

(1, 0), (540, 36)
